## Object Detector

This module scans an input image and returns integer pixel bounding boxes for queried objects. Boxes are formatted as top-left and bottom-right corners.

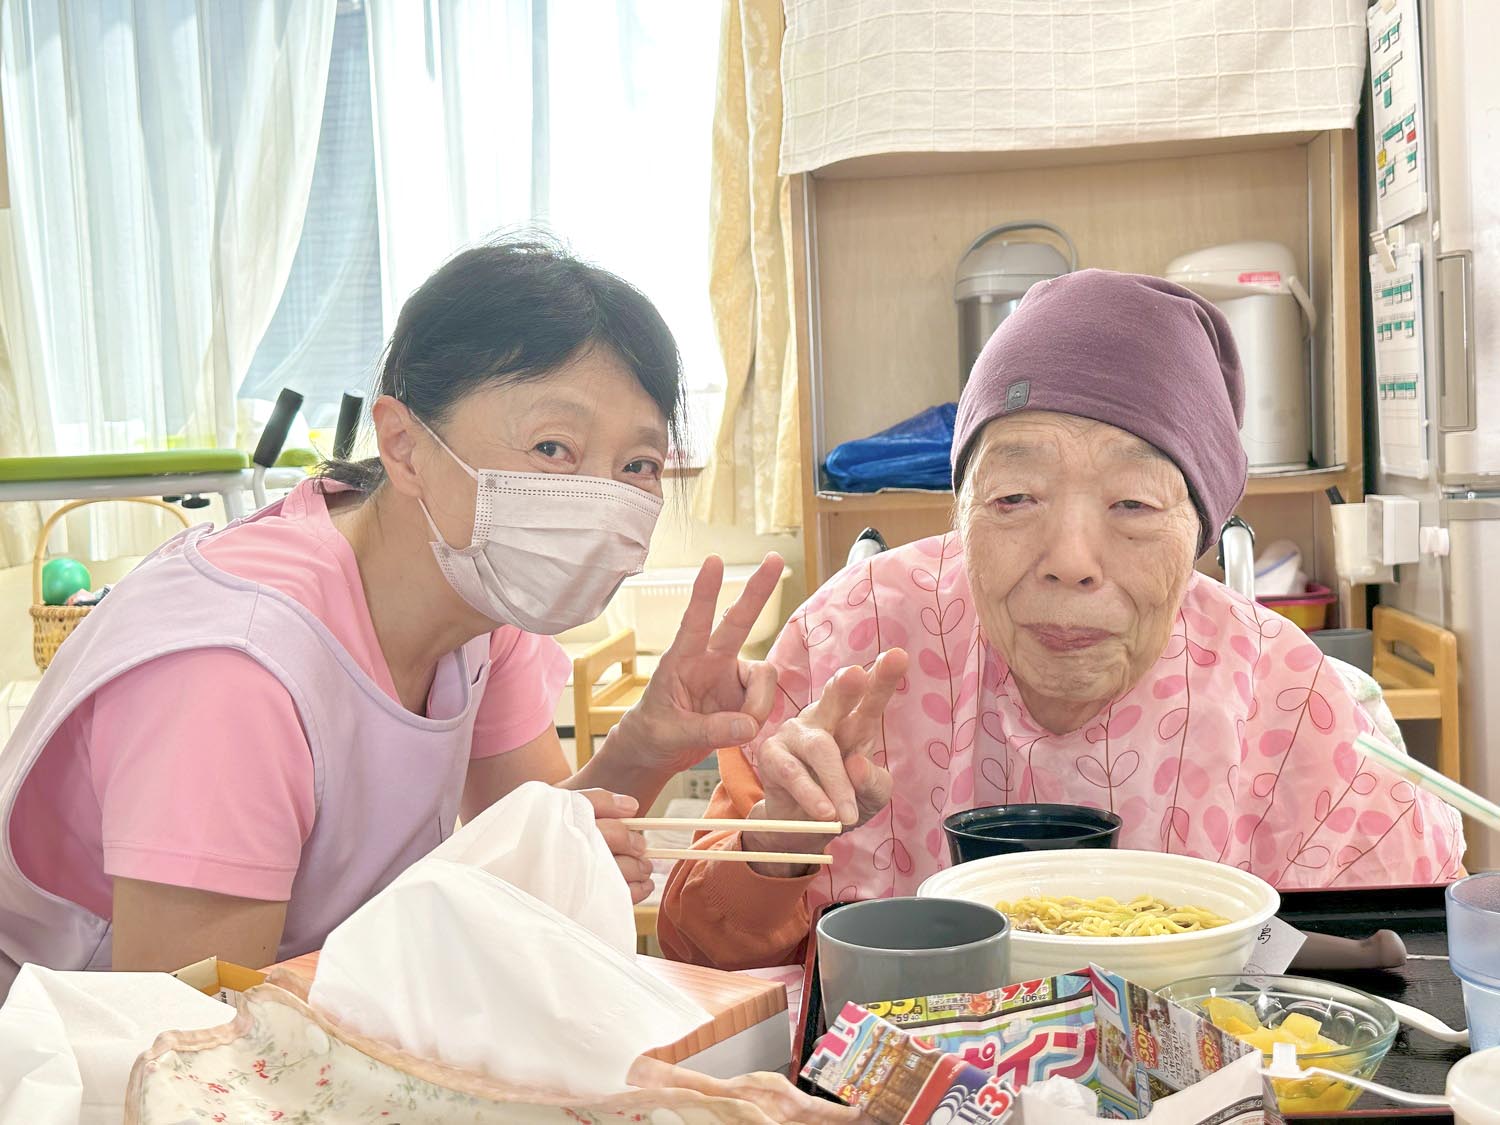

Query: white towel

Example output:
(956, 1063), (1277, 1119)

(781, 0), (1368, 174)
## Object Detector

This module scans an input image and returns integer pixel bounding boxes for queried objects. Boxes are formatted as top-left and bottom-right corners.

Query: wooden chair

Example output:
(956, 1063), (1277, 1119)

(571, 629), (651, 768)
(1372, 605), (1461, 783)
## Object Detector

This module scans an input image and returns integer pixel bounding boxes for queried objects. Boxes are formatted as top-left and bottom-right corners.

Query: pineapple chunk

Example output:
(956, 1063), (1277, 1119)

(1204, 996), (1261, 1032)
(1218, 1016), (1257, 1037)
(1278, 1013), (1325, 1045)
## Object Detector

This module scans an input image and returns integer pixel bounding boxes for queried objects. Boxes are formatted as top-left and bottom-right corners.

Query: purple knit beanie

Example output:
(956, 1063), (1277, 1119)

(952, 269), (1247, 552)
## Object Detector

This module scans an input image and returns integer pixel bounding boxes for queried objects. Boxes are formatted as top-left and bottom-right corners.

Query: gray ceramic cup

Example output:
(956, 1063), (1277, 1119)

(816, 897), (1012, 1026)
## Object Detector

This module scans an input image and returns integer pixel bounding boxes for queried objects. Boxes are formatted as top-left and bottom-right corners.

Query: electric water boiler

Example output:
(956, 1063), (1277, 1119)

(955, 221), (1077, 386)
(1165, 241), (1317, 472)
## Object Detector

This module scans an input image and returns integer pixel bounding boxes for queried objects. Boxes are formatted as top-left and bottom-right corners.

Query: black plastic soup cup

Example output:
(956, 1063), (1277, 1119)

(942, 802), (1123, 865)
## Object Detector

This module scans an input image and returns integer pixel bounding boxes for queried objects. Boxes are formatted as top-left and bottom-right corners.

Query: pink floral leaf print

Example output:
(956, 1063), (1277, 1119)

(849, 617), (878, 652)
(837, 883), (860, 901)
(1291, 845), (1331, 870)
(980, 711), (1004, 744)
(1186, 639), (1218, 666)
(1285, 643), (1323, 673)
(1350, 771), (1378, 796)
(1157, 707), (1189, 741)
(1259, 729), (1294, 758)
(873, 838), (895, 870)
(926, 827), (945, 861)
(805, 619), (833, 647)
(1357, 810), (1393, 835)
(1276, 687), (1311, 712)
(914, 537), (948, 560)
(1411, 799), (1426, 838)
(1162, 634), (1187, 660)
(1153, 757), (1179, 796)
(1261, 615), (1285, 639)
(893, 840), (913, 874)
(1108, 705), (1142, 737)
(883, 621), (911, 649)
(1112, 750), (1141, 787)
(927, 739), (952, 769)
(1229, 635), (1258, 664)
(1235, 813), (1260, 842)
(1181, 760), (1210, 799)
(1232, 671), (1252, 705)
(1315, 789), (1332, 820)
(922, 693), (953, 725)
(911, 567), (939, 593)
(917, 647), (949, 678)
(846, 576), (873, 607)
(1154, 675), (1188, 700)
(893, 797), (920, 830)
(954, 717), (977, 754)
(1204, 806), (1230, 852)
(1160, 805), (1190, 848)
(1182, 606), (1220, 637)
(1306, 691), (1334, 732)
(1252, 772), (1279, 799)
(941, 535), (963, 560)
(1336, 845), (1362, 867)
(930, 786), (948, 813)
(952, 768), (975, 805)
(1333, 741), (1357, 781)
(1327, 806), (1356, 833)
(1083, 723), (1107, 745)
(1076, 755), (1110, 789)
(979, 755), (1011, 794)
(954, 674), (979, 711)
(940, 600), (964, 633)
(1413, 856), (1434, 884)
(1391, 780), (1416, 805)
(1285, 831), (1304, 861)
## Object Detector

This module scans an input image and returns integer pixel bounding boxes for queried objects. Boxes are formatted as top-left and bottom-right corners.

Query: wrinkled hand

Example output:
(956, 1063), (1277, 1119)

(743, 649), (908, 875)
(609, 554), (783, 777)
(582, 789), (653, 905)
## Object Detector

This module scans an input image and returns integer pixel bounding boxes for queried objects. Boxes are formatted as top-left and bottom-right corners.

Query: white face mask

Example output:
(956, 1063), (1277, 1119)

(415, 421), (663, 634)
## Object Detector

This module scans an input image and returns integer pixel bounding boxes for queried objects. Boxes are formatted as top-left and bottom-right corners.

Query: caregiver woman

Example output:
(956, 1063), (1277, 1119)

(659, 269), (1466, 970)
(0, 238), (788, 993)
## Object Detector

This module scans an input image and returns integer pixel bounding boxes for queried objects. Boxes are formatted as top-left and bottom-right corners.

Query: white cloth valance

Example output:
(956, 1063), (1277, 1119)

(780, 0), (1368, 174)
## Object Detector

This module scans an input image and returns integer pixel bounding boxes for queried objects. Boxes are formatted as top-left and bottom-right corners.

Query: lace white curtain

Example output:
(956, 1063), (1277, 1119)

(0, 0), (335, 561)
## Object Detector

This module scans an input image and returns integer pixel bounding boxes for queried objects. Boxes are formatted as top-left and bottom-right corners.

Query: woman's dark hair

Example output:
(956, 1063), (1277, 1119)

(321, 233), (685, 490)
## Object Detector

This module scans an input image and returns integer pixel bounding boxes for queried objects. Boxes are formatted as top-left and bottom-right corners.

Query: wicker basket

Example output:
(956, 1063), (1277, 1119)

(30, 497), (190, 673)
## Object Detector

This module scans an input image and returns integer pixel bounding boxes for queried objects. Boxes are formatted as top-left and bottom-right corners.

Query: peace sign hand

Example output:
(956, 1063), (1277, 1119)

(607, 553), (784, 778)
(742, 649), (908, 875)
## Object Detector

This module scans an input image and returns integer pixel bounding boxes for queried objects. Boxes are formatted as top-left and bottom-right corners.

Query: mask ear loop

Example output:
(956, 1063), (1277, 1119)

(413, 415), (480, 550)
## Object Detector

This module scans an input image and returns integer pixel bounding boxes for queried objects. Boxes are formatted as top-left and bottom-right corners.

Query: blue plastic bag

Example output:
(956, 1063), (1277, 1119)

(822, 403), (956, 492)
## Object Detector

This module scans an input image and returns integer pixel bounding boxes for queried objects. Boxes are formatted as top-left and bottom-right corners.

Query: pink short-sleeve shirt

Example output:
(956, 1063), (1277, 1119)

(9, 483), (569, 913)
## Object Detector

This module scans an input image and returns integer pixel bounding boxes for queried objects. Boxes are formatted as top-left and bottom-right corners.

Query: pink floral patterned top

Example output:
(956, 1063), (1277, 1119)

(659, 534), (1465, 971)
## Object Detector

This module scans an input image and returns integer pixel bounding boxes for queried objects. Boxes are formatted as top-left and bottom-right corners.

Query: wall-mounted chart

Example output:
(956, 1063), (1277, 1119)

(1368, 0), (1427, 229)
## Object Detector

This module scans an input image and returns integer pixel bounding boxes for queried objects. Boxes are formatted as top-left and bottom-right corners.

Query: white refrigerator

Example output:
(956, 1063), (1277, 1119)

(1365, 0), (1500, 868)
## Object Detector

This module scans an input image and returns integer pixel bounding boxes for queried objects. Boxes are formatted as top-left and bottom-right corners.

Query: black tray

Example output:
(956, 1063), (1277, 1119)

(796, 887), (1466, 1123)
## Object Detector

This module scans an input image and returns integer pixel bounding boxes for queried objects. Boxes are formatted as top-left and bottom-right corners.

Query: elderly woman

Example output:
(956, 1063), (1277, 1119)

(658, 270), (1465, 970)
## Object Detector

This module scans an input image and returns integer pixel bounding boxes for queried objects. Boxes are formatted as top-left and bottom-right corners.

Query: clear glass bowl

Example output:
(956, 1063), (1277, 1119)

(1160, 973), (1399, 1114)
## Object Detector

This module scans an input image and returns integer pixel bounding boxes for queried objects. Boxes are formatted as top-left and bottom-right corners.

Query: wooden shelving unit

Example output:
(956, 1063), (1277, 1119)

(790, 130), (1368, 628)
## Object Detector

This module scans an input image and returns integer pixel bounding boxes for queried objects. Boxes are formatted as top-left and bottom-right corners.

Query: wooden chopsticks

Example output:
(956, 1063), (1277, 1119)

(624, 817), (841, 867)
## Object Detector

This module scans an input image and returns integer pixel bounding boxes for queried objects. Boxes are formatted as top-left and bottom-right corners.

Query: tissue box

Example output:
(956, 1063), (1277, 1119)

(805, 964), (1264, 1123)
(640, 958), (792, 1078)
(269, 951), (792, 1081)
(172, 957), (269, 1004)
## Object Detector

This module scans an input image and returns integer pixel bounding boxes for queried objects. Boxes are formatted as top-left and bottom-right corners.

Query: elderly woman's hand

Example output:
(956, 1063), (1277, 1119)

(743, 649), (908, 876)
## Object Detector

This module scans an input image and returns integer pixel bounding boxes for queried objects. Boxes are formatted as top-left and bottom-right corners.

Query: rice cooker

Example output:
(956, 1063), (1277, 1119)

(1166, 241), (1317, 473)
(956, 221), (1077, 388)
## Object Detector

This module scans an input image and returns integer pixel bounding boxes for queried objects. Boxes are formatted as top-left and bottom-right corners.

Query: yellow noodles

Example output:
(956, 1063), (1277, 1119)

(994, 894), (1230, 937)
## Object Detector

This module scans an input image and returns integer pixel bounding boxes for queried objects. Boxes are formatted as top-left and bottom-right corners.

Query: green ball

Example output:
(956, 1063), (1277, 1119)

(42, 557), (92, 606)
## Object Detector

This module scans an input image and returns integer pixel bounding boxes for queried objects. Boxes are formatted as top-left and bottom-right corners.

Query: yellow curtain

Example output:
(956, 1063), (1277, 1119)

(693, 0), (801, 536)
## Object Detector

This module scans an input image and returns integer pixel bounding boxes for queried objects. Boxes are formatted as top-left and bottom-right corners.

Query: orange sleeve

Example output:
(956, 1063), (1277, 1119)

(656, 746), (819, 969)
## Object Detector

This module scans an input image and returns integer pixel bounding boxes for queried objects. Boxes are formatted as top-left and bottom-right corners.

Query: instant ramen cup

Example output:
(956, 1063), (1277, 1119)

(917, 848), (1278, 989)
(942, 803), (1122, 864)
